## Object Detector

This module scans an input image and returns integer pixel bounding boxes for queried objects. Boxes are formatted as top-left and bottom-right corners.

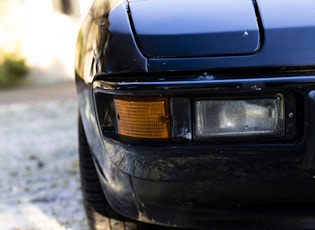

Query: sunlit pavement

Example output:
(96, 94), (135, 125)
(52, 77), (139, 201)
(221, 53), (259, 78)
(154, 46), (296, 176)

(0, 1), (91, 229)
(0, 85), (87, 229)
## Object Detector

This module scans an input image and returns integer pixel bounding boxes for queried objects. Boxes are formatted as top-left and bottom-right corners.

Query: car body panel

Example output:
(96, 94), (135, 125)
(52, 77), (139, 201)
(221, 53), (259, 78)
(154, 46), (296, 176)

(148, 0), (315, 71)
(129, 0), (260, 57)
(75, 0), (146, 85)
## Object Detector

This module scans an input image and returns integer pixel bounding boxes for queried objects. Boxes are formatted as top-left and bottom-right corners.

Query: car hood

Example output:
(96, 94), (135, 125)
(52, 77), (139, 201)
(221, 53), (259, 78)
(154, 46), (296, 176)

(128, 0), (260, 58)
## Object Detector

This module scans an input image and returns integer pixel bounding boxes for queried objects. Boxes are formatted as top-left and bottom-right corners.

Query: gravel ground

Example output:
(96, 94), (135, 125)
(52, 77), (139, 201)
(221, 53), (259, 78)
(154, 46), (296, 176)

(0, 84), (88, 229)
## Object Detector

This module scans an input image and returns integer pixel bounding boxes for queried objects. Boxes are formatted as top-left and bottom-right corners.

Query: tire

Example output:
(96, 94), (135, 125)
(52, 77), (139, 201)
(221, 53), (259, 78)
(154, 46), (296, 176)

(78, 114), (139, 230)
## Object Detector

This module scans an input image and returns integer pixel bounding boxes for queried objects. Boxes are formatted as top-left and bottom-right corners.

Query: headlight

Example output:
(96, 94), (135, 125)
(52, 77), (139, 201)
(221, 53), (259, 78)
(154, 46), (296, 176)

(194, 95), (284, 139)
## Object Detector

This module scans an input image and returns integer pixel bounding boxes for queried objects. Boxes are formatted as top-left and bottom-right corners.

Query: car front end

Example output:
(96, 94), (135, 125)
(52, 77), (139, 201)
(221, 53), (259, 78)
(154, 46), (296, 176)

(76, 0), (315, 228)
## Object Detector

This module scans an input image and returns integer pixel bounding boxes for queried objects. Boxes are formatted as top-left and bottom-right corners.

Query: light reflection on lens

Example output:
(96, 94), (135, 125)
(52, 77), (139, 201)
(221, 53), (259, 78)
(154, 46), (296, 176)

(195, 96), (284, 138)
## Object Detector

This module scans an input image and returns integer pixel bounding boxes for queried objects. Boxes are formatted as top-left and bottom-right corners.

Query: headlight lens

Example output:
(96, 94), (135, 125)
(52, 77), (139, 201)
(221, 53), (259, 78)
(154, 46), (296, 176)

(194, 96), (284, 138)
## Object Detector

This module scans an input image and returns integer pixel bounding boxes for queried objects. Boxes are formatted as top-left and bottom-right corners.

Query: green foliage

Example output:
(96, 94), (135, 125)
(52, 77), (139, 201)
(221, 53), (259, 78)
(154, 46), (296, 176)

(0, 52), (29, 88)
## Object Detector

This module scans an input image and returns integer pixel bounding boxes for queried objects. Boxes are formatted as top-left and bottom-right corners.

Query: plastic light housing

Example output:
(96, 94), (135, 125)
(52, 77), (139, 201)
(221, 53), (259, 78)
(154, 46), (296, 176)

(194, 96), (284, 139)
(114, 97), (170, 139)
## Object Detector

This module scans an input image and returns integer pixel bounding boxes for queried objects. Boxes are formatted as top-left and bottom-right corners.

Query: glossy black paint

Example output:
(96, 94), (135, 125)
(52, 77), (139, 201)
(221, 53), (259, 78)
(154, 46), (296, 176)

(148, 1), (315, 71)
(129, 0), (260, 57)
(75, 0), (146, 85)
(75, 0), (315, 228)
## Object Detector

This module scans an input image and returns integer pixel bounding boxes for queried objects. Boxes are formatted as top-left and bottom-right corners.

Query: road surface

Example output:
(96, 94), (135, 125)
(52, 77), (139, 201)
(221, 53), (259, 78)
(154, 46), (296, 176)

(0, 82), (88, 229)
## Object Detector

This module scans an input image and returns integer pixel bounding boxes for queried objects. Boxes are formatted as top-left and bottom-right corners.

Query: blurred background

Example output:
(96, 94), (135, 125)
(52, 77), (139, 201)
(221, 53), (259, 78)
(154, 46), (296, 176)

(0, 0), (93, 87)
(0, 1), (93, 229)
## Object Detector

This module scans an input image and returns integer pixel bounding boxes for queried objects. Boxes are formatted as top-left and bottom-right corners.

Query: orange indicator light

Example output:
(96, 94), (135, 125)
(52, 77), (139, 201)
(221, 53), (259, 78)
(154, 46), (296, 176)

(114, 97), (170, 139)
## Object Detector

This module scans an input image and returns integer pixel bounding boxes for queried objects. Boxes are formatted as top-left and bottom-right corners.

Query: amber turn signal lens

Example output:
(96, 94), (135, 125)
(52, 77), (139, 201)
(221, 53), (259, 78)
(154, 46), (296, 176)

(114, 97), (170, 139)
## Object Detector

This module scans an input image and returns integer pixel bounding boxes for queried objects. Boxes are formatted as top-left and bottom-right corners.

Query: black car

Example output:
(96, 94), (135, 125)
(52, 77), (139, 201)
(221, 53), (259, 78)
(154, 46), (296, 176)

(75, 0), (315, 229)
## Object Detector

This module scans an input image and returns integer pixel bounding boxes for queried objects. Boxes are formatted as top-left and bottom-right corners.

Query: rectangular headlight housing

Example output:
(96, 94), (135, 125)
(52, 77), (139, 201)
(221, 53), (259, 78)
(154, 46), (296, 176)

(194, 95), (284, 139)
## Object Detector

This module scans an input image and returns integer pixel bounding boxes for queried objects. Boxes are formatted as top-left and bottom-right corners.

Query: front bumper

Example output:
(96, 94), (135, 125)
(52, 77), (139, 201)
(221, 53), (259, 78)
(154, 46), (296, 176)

(95, 139), (315, 229)
(90, 73), (315, 228)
